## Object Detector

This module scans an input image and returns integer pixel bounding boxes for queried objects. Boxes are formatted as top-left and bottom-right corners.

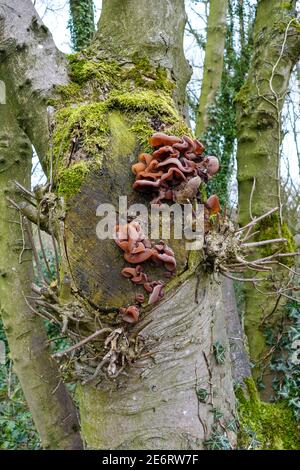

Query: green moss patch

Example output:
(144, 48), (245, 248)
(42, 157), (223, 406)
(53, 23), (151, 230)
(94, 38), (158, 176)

(256, 213), (296, 265)
(68, 55), (120, 87)
(52, 54), (191, 197)
(58, 162), (90, 199)
(236, 378), (300, 450)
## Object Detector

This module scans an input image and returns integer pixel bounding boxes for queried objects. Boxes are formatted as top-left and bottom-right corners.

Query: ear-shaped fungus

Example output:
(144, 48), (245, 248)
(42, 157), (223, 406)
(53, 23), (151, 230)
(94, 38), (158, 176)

(148, 281), (164, 304)
(205, 195), (221, 216)
(115, 220), (177, 313)
(116, 133), (222, 322)
(132, 132), (219, 205)
(204, 195), (221, 233)
(115, 221), (176, 274)
(119, 305), (140, 324)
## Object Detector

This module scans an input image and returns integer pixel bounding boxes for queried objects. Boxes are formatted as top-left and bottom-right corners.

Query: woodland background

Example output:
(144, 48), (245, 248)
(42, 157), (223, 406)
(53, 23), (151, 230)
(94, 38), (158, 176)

(0, 0), (299, 450)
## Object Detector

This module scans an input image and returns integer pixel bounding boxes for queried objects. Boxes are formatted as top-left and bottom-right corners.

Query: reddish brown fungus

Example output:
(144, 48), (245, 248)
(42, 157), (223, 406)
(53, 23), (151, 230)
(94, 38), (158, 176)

(115, 133), (221, 322)
(131, 132), (219, 206)
(205, 195), (221, 216)
(120, 305), (140, 324)
(135, 294), (145, 304)
(149, 282), (164, 304)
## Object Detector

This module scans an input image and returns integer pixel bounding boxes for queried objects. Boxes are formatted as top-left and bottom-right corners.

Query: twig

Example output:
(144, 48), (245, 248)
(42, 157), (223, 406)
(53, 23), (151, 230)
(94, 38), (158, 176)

(242, 237), (287, 248)
(242, 230), (260, 243)
(249, 177), (256, 220)
(51, 234), (60, 286)
(220, 269), (261, 283)
(13, 180), (36, 203)
(19, 214), (27, 264)
(52, 328), (113, 358)
(254, 252), (299, 264)
(236, 207), (278, 234)
(23, 217), (49, 286)
(37, 205), (53, 281)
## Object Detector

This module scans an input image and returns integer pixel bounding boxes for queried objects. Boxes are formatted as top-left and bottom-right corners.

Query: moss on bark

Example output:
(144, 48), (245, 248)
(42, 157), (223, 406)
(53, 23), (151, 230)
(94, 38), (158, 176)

(235, 0), (300, 394)
(51, 54), (190, 200)
(237, 378), (300, 450)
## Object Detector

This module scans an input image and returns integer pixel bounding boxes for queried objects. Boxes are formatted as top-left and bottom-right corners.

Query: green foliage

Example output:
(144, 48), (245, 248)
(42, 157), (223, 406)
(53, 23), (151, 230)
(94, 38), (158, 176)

(68, 0), (95, 52)
(268, 301), (300, 421)
(211, 407), (224, 420)
(196, 387), (208, 403)
(213, 341), (226, 365)
(204, 409), (235, 450)
(204, 430), (232, 450)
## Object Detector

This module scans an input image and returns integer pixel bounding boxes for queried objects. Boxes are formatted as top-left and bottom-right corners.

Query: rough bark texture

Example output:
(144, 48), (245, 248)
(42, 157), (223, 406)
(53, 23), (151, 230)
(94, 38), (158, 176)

(69, 0), (95, 51)
(78, 275), (236, 449)
(236, 0), (300, 392)
(0, 0), (68, 162)
(0, 100), (83, 450)
(1, 0), (237, 449)
(195, 0), (228, 137)
(96, 0), (192, 120)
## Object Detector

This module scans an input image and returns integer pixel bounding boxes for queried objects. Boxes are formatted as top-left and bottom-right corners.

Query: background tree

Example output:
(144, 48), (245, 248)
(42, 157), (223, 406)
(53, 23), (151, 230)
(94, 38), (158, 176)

(235, 0), (300, 394)
(0, 0), (299, 450)
(0, 0), (239, 449)
(0, 96), (82, 449)
(68, 0), (95, 51)
(195, 0), (228, 138)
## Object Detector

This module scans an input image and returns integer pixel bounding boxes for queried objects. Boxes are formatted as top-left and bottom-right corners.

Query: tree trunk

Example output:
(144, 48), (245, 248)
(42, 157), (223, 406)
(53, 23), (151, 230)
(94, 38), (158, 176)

(0, 99), (83, 450)
(235, 0), (300, 394)
(69, 0), (95, 51)
(195, 0), (228, 137)
(78, 275), (235, 449)
(62, 0), (236, 448)
(1, 0), (237, 449)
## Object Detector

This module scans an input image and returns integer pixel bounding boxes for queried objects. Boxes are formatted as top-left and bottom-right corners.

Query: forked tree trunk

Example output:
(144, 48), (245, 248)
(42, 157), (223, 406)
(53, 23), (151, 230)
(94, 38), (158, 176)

(1, 0), (237, 449)
(236, 0), (300, 394)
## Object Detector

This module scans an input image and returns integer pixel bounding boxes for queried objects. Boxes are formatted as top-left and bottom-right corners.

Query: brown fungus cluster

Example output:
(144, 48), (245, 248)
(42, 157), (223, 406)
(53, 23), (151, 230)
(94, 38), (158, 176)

(115, 132), (221, 324)
(114, 219), (176, 321)
(132, 132), (219, 205)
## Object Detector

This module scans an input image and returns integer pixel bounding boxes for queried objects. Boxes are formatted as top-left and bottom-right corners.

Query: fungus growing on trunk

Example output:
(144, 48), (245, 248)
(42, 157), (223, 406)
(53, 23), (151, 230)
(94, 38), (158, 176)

(119, 305), (140, 323)
(114, 219), (177, 317)
(132, 132), (219, 205)
(115, 132), (222, 323)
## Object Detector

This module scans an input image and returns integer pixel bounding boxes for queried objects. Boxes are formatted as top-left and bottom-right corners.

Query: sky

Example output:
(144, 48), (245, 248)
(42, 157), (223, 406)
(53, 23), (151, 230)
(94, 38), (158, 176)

(31, 0), (300, 196)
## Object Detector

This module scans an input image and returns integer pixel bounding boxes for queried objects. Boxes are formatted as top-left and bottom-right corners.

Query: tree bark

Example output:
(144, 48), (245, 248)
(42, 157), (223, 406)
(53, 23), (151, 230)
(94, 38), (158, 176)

(0, 99), (83, 450)
(195, 0), (228, 137)
(78, 275), (235, 449)
(1, 0), (237, 449)
(235, 0), (300, 393)
(96, 0), (192, 120)
(0, 0), (68, 163)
